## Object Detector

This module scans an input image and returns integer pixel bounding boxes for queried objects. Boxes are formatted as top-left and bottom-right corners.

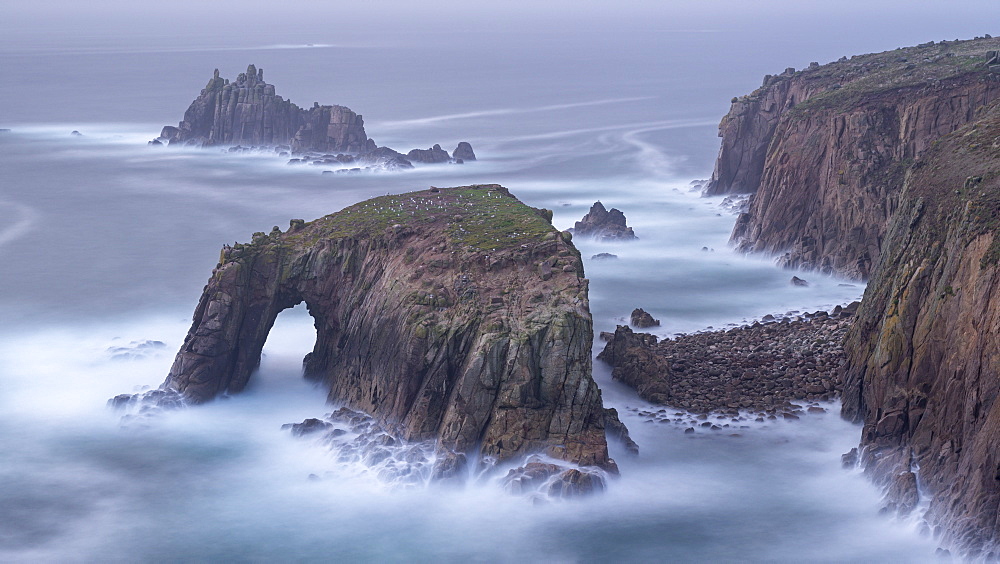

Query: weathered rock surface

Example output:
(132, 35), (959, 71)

(709, 38), (1000, 279)
(598, 309), (854, 415)
(841, 103), (1000, 556)
(571, 201), (636, 241)
(160, 184), (616, 476)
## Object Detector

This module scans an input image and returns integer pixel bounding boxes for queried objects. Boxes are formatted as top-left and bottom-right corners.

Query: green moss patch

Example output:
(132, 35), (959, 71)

(279, 184), (556, 253)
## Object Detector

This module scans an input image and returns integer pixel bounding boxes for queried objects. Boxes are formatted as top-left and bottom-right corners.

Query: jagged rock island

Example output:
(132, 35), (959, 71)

(571, 201), (636, 241)
(697, 36), (1000, 557)
(161, 184), (616, 481)
(154, 65), (475, 171)
(708, 38), (1000, 279)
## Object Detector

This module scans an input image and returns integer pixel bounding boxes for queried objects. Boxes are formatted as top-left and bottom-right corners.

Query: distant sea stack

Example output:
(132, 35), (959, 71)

(159, 184), (616, 480)
(157, 65), (371, 153)
(708, 37), (1000, 279)
(710, 36), (1000, 557)
(571, 201), (636, 241)
(155, 65), (476, 170)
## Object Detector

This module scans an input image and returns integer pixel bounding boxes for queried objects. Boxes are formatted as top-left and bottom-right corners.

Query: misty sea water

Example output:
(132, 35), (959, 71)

(2, 2), (995, 561)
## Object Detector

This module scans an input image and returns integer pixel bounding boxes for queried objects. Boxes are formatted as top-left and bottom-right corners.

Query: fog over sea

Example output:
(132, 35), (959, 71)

(1, 2), (994, 561)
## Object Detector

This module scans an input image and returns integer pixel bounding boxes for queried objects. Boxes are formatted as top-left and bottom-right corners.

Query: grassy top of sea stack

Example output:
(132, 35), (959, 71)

(277, 184), (558, 253)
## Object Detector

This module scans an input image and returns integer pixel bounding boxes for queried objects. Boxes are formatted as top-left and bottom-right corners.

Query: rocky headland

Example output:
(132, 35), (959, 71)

(708, 36), (1000, 557)
(154, 65), (475, 172)
(153, 184), (617, 488)
(709, 37), (1000, 279)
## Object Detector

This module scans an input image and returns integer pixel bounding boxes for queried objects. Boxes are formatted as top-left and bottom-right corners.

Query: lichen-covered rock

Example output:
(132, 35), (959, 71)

(160, 184), (615, 475)
(572, 201), (636, 241)
(841, 103), (1000, 557)
(709, 37), (1000, 279)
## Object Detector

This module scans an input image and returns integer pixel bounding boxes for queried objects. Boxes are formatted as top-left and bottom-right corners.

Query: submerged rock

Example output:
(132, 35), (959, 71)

(156, 184), (616, 477)
(572, 202), (636, 241)
(501, 457), (607, 499)
(281, 418), (333, 437)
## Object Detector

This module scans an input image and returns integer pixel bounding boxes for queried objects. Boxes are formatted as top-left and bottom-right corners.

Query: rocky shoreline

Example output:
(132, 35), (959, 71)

(598, 303), (859, 418)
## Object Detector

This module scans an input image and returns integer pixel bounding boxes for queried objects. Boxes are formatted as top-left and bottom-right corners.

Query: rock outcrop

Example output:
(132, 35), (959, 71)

(155, 65), (475, 169)
(158, 65), (372, 153)
(160, 184), (616, 477)
(406, 144), (450, 164)
(453, 141), (477, 161)
(571, 201), (636, 241)
(841, 103), (1000, 557)
(709, 38), (1000, 279)
(629, 308), (660, 328)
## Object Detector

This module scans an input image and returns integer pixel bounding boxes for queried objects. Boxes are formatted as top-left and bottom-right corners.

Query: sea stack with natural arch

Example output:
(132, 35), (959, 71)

(160, 184), (616, 480)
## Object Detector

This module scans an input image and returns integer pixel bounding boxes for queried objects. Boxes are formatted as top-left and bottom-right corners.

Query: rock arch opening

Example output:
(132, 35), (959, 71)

(252, 302), (319, 393)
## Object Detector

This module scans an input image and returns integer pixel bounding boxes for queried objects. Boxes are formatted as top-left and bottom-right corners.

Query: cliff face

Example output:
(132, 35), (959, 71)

(842, 105), (1000, 556)
(710, 38), (1000, 279)
(162, 184), (614, 474)
(159, 65), (373, 153)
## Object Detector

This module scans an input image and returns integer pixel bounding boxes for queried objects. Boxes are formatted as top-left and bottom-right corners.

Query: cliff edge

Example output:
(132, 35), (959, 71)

(161, 184), (615, 476)
(710, 38), (1000, 279)
(842, 103), (1000, 557)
